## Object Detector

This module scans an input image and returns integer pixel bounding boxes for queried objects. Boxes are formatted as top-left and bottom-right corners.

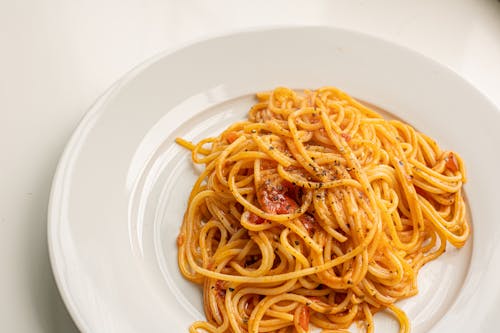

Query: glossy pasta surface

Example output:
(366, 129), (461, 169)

(176, 87), (470, 333)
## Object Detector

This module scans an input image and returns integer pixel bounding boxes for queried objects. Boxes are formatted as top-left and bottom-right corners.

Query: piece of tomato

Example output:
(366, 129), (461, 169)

(445, 152), (459, 172)
(257, 179), (316, 233)
(297, 304), (310, 331)
(176, 233), (185, 246)
(248, 212), (266, 225)
(341, 132), (351, 142)
(258, 180), (299, 215)
(214, 280), (226, 298)
(224, 131), (239, 144)
(300, 214), (316, 234)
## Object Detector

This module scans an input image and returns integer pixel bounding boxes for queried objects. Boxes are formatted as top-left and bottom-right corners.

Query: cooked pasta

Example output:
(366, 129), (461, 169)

(176, 87), (469, 333)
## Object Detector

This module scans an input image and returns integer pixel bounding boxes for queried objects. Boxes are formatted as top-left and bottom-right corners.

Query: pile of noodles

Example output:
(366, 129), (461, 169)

(176, 87), (469, 333)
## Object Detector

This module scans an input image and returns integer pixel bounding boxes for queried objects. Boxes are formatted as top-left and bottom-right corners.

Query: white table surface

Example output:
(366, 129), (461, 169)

(1, 1), (499, 332)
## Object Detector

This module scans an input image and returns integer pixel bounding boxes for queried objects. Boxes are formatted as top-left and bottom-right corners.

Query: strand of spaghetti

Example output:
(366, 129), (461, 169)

(411, 157), (464, 182)
(279, 227), (312, 267)
(250, 133), (294, 167)
(229, 231), (274, 277)
(276, 164), (362, 190)
(312, 194), (348, 243)
(387, 304), (410, 333)
(192, 137), (219, 163)
(418, 197), (469, 247)
(287, 108), (330, 182)
(248, 293), (310, 332)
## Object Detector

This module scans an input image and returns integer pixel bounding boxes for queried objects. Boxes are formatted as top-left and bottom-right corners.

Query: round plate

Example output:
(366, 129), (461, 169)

(48, 26), (500, 333)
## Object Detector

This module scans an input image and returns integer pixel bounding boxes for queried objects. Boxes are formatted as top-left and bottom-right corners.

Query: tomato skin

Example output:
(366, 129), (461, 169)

(260, 187), (299, 214)
(214, 280), (226, 298)
(248, 212), (266, 225)
(297, 304), (310, 331)
(445, 152), (459, 172)
(255, 179), (316, 233)
(176, 233), (185, 246)
(341, 132), (351, 142)
(224, 131), (239, 144)
(300, 214), (316, 234)
(257, 179), (297, 215)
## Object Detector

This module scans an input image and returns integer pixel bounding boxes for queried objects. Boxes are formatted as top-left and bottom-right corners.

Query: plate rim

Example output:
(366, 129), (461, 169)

(47, 25), (500, 333)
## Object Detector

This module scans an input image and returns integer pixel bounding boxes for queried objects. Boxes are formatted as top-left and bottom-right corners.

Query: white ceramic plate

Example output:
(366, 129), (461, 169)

(48, 27), (500, 333)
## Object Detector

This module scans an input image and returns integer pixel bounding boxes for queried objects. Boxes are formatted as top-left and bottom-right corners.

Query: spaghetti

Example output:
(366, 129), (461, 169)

(176, 87), (469, 333)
